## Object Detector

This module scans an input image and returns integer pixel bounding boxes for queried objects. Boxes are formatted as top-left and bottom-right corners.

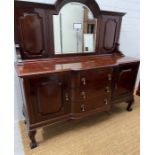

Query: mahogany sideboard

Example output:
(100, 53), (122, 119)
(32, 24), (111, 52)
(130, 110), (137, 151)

(14, 0), (140, 149)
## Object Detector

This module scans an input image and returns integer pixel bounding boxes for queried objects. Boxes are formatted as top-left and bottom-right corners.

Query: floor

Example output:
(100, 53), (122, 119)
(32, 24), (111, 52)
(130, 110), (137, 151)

(17, 96), (140, 155)
(14, 120), (24, 155)
(14, 97), (139, 155)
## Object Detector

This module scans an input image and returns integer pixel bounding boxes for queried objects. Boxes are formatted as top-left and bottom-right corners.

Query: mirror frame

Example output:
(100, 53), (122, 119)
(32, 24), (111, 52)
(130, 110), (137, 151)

(54, 0), (100, 18)
(15, 0), (101, 59)
(15, 0), (125, 60)
(51, 0), (100, 57)
(53, 1), (98, 55)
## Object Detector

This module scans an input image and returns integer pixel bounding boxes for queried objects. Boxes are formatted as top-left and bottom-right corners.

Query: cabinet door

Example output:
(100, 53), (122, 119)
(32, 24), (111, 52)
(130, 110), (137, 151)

(28, 75), (70, 123)
(15, 3), (54, 59)
(96, 15), (122, 54)
(18, 12), (46, 58)
(113, 63), (139, 99)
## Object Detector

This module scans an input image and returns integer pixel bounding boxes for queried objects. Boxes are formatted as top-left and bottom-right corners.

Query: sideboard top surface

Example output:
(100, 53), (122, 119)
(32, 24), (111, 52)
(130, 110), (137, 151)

(15, 55), (139, 78)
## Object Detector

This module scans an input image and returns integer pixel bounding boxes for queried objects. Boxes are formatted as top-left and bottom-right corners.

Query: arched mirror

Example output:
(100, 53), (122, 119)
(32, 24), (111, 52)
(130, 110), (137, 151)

(53, 2), (97, 54)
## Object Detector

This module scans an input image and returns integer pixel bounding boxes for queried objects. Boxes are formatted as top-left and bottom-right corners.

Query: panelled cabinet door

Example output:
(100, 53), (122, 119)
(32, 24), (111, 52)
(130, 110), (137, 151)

(15, 7), (54, 59)
(19, 13), (46, 58)
(36, 79), (62, 114)
(28, 75), (69, 123)
(113, 63), (139, 99)
(96, 15), (121, 53)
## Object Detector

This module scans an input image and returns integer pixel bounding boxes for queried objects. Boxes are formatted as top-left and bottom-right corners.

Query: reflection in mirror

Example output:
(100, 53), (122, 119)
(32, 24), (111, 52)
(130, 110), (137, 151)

(53, 3), (97, 54)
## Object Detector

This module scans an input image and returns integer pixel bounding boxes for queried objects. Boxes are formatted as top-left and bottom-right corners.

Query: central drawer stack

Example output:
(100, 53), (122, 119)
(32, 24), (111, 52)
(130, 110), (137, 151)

(71, 68), (113, 117)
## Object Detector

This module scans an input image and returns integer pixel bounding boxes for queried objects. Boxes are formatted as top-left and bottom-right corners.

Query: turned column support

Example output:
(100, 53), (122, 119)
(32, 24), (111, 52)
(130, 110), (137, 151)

(28, 130), (37, 149)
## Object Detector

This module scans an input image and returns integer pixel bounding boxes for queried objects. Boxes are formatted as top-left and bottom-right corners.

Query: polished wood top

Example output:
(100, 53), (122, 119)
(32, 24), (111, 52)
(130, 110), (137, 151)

(15, 55), (139, 78)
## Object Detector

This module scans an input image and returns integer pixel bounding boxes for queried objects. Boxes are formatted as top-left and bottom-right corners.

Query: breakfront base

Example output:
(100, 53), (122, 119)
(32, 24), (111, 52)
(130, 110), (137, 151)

(17, 54), (139, 150)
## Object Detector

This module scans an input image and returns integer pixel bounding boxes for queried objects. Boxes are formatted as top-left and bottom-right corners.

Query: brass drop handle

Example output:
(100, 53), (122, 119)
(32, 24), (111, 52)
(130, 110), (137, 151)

(81, 77), (86, 85)
(104, 99), (108, 105)
(81, 104), (85, 112)
(105, 86), (110, 93)
(108, 74), (112, 81)
(81, 91), (86, 99)
(65, 93), (69, 101)
(15, 44), (20, 48)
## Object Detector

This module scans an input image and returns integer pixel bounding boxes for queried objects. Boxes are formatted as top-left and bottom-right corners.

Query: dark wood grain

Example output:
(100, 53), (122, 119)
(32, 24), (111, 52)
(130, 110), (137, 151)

(96, 15), (123, 54)
(15, 0), (139, 149)
(22, 73), (70, 125)
(15, 55), (139, 78)
(15, 2), (54, 59)
(28, 130), (37, 149)
(16, 55), (139, 125)
(18, 13), (45, 56)
(136, 82), (140, 96)
(112, 63), (139, 100)
(15, 0), (125, 59)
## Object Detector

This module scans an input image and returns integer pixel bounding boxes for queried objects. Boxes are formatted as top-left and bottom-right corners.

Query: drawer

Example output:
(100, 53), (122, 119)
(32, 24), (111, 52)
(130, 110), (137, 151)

(80, 68), (113, 88)
(71, 68), (113, 88)
(72, 95), (111, 113)
(71, 86), (111, 101)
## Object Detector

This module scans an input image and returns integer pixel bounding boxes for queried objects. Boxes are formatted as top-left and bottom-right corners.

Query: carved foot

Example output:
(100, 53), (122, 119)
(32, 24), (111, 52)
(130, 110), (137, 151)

(24, 120), (27, 124)
(28, 130), (37, 149)
(126, 101), (133, 112)
(30, 141), (37, 149)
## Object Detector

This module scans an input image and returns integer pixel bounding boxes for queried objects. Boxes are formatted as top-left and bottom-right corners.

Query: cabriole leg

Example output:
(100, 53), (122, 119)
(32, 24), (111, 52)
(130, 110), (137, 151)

(28, 130), (37, 149)
(126, 100), (133, 111)
(24, 120), (27, 124)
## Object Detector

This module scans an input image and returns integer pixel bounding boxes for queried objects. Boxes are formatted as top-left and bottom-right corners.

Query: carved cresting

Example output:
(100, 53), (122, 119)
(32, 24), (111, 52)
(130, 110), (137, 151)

(19, 13), (45, 56)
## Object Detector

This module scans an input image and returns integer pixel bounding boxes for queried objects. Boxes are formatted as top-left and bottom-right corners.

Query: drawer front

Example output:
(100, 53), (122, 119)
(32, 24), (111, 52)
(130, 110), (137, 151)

(71, 68), (113, 114)
(71, 86), (111, 102)
(80, 68), (113, 88)
(72, 95), (111, 113)
(71, 68), (113, 88)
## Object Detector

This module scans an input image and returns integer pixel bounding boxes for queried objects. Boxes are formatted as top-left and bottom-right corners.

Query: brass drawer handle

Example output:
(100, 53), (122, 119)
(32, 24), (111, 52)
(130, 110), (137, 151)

(108, 74), (112, 81)
(81, 104), (85, 112)
(65, 93), (69, 101)
(15, 44), (20, 48)
(81, 77), (86, 85)
(105, 86), (110, 93)
(81, 91), (86, 99)
(104, 99), (108, 105)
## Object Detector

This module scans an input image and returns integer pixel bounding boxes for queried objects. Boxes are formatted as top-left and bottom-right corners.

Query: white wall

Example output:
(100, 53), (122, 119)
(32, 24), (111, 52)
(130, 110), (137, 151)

(53, 14), (61, 53)
(54, 3), (95, 54)
(15, 0), (140, 121)
(14, 49), (24, 122)
(54, 3), (83, 53)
